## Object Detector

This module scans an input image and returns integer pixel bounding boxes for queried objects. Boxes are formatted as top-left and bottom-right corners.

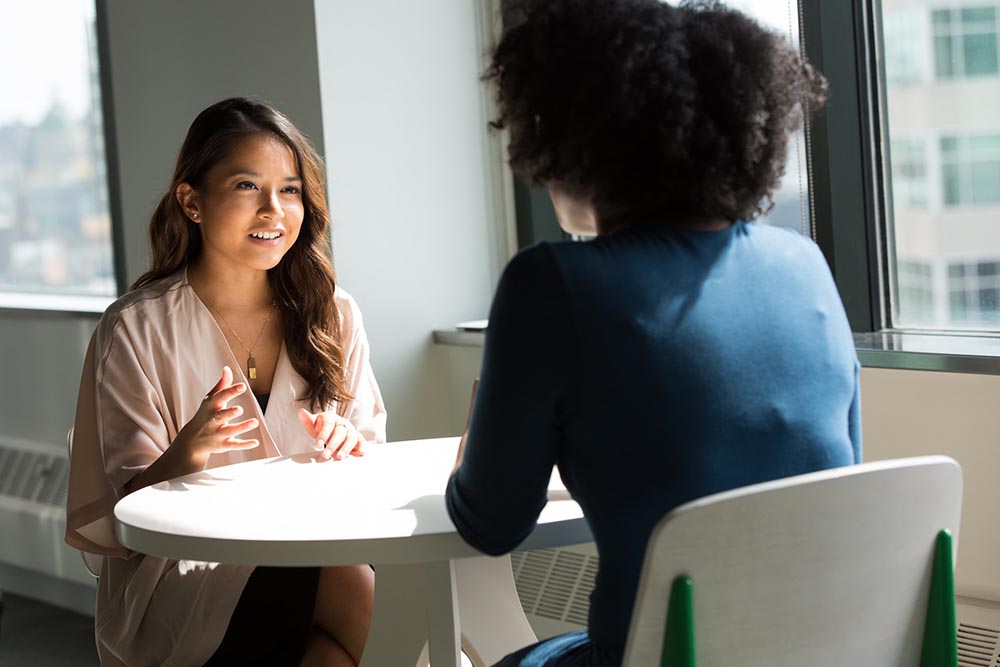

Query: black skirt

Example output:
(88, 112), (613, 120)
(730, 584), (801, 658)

(203, 566), (320, 667)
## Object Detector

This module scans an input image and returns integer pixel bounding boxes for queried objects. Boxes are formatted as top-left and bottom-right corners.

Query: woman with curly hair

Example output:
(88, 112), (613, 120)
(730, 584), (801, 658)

(66, 98), (385, 666)
(446, 1), (859, 665)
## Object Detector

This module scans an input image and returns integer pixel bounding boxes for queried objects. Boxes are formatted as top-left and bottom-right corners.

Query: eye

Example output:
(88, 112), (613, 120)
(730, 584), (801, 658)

(236, 181), (258, 191)
(281, 185), (301, 195)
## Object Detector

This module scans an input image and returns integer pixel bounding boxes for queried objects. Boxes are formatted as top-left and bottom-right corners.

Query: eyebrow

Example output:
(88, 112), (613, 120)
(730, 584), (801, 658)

(226, 169), (301, 182)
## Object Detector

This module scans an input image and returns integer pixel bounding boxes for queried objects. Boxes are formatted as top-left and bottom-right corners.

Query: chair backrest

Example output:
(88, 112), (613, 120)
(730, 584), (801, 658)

(66, 427), (102, 578)
(621, 456), (962, 667)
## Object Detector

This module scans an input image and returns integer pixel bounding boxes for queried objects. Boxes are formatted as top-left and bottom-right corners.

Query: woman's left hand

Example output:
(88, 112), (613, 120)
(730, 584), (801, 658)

(297, 408), (366, 461)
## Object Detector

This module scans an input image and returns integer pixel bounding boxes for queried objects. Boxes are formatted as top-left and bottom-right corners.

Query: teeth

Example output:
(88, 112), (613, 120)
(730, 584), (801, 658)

(250, 231), (281, 240)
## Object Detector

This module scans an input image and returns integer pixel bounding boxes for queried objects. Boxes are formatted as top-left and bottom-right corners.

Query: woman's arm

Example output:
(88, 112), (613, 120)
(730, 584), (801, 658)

(446, 245), (576, 555)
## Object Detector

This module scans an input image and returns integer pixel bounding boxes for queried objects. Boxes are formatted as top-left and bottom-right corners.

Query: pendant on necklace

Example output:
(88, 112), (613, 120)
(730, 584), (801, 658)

(247, 356), (257, 380)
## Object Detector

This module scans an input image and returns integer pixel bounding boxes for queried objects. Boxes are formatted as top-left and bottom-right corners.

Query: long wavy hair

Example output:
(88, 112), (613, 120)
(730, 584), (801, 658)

(131, 97), (352, 409)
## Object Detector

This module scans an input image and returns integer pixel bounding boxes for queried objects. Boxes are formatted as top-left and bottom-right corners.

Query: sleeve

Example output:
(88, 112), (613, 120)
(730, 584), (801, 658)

(66, 314), (172, 558)
(848, 360), (863, 463)
(445, 244), (576, 555)
(336, 292), (387, 443)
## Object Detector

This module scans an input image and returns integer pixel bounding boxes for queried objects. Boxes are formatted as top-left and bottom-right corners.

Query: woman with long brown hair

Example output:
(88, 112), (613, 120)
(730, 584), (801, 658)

(66, 97), (385, 666)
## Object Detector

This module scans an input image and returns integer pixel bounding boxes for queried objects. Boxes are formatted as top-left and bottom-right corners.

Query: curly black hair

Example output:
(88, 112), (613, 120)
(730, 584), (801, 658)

(486, 0), (828, 230)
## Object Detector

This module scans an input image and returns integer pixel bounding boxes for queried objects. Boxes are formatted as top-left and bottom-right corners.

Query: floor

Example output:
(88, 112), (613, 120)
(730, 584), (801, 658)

(0, 592), (100, 666)
(0, 591), (477, 666)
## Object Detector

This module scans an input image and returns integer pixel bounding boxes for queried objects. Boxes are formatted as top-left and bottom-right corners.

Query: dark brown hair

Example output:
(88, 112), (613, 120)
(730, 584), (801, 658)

(131, 97), (351, 409)
(486, 0), (828, 231)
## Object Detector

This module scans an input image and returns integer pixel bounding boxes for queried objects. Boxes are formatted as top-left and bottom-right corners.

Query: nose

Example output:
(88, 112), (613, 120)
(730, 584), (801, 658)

(259, 190), (283, 221)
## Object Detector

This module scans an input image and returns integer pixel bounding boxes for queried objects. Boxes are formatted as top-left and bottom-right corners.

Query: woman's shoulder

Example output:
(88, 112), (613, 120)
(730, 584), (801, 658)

(742, 221), (822, 252)
(95, 271), (191, 341)
(332, 285), (368, 338)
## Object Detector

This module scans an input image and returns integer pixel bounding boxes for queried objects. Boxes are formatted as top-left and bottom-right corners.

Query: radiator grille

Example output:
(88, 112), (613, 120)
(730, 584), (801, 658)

(959, 622), (1000, 667)
(510, 548), (598, 625)
(0, 442), (68, 507)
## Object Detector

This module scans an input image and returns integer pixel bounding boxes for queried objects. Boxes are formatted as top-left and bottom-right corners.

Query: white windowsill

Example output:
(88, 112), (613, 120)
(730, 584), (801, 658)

(0, 291), (115, 316)
(433, 326), (1000, 375)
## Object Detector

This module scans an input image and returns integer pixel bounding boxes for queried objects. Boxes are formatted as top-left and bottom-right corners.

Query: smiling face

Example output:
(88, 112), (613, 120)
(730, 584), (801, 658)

(177, 133), (305, 279)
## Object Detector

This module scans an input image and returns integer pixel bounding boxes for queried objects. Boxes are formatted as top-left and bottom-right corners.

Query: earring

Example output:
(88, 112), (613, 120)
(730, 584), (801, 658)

(192, 213), (199, 220)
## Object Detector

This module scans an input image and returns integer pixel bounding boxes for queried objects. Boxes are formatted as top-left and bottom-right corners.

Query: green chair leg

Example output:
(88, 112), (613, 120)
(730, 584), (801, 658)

(662, 575), (695, 667)
(921, 529), (958, 667)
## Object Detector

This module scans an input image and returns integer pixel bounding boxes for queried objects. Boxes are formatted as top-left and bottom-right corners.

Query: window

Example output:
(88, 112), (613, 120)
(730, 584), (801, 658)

(940, 134), (1000, 206)
(890, 139), (929, 209)
(725, 0), (812, 236)
(880, 1), (1000, 331)
(932, 6), (999, 79)
(885, 7), (930, 84)
(947, 260), (1000, 324)
(0, 0), (118, 306)
(897, 259), (936, 323)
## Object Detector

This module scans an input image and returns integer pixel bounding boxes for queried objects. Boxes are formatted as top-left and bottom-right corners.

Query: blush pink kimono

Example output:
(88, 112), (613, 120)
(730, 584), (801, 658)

(65, 270), (387, 667)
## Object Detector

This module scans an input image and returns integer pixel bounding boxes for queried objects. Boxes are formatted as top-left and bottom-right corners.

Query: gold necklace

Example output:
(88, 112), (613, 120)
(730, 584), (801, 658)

(205, 298), (276, 381)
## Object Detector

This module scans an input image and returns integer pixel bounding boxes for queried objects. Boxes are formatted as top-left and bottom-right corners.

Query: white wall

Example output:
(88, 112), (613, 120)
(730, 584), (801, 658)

(314, 1), (505, 440)
(861, 367), (1000, 603)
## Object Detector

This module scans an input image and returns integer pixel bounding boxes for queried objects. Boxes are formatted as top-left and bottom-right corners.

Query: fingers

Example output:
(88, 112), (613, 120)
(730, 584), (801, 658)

(222, 437), (260, 451)
(218, 417), (259, 438)
(315, 415), (344, 449)
(348, 432), (366, 458)
(205, 382), (248, 410)
(212, 405), (243, 424)
(206, 366), (234, 397)
(328, 422), (357, 460)
(297, 408), (317, 437)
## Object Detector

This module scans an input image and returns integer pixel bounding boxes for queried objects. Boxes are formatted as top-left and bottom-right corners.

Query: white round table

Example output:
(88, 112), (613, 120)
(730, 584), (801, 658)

(115, 437), (591, 667)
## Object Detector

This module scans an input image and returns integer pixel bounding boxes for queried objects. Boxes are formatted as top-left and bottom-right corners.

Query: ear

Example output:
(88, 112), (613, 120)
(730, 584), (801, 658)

(175, 183), (201, 223)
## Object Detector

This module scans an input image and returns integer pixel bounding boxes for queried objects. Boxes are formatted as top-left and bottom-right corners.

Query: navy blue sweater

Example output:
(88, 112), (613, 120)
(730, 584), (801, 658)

(446, 222), (861, 666)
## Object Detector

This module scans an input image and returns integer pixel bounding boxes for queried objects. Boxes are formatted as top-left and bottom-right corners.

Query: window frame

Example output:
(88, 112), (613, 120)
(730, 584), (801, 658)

(809, 0), (1000, 372)
(0, 0), (126, 315)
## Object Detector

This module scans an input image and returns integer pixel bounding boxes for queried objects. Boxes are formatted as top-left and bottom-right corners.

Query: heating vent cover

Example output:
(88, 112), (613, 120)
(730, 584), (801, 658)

(959, 622), (1000, 667)
(0, 443), (68, 507)
(510, 548), (598, 625)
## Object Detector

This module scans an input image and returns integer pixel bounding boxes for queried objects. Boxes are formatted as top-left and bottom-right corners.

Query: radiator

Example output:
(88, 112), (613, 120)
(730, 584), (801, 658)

(511, 543), (596, 639)
(0, 436), (96, 589)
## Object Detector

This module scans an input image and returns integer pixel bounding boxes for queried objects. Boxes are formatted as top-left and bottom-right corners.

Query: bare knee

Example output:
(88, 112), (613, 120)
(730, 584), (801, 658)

(300, 628), (356, 667)
(313, 565), (375, 663)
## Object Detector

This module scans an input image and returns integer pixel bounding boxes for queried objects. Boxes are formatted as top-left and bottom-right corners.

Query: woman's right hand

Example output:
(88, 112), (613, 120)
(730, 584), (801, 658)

(124, 366), (260, 495)
(171, 366), (260, 467)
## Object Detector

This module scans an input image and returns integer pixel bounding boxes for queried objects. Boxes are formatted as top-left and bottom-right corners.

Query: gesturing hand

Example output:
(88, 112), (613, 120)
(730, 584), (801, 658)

(298, 408), (365, 461)
(173, 366), (260, 467)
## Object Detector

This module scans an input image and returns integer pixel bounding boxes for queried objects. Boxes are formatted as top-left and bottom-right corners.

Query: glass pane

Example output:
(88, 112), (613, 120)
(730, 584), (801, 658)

(941, 164), (962, 206)
(0, 0), (115, 298)
(979, 287), (999, 310)
(932, 9), (952, 30)
(963, 33), (999, 75)
(960, 7), (995, 25)
(970, 161), (1000, 203)
(934, 34), (955, 79)
(978, 261), (999, 276)
(883, 0), (1000, 331)
(721, 0), (811, 235)
(884, 8), (926, 83)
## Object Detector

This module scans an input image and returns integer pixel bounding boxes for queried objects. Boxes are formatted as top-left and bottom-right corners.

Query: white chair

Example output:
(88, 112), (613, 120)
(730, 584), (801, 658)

(622, 456), (962, 667)
(66, 428), (102, 578)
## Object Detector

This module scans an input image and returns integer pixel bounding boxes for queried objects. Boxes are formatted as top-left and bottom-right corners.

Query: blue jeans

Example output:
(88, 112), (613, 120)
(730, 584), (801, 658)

(492, 630), (595, 667)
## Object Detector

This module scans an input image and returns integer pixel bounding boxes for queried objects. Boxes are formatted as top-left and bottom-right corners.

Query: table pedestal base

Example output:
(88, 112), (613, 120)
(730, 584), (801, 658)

(361, 555), (537, 667)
